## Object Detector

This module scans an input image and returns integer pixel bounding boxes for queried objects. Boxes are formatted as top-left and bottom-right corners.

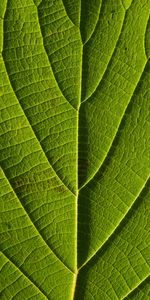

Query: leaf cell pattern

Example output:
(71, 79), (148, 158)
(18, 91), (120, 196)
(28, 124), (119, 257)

(0, 0), (150, 299)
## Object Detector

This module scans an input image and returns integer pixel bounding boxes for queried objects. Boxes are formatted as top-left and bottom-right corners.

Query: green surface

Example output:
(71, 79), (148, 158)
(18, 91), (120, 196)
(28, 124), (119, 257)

(0, 0), (150, 299)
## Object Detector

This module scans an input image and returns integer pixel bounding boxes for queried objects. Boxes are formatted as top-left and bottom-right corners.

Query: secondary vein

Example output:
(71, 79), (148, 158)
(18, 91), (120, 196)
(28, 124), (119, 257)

(0, 166), (74, 275)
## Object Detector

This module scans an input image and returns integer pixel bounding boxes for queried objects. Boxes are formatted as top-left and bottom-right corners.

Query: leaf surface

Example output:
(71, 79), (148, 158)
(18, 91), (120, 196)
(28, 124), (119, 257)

(0, 0), (150, 299)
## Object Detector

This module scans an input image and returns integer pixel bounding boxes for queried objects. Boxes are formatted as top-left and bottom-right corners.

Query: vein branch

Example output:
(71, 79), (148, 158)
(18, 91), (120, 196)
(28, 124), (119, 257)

(0, 166), (74, 275)
(122, 274), (150, 299)
(1, 251), (48, 299)
(78, 175), (150, 270)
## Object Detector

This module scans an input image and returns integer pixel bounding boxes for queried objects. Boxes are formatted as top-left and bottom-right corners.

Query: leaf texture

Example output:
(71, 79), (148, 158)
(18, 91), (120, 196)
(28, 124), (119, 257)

(0, 0), (150, 299)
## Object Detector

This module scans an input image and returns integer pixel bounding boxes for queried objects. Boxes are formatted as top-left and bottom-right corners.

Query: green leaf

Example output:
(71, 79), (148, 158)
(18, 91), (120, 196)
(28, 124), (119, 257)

(0, 0), (150, 299)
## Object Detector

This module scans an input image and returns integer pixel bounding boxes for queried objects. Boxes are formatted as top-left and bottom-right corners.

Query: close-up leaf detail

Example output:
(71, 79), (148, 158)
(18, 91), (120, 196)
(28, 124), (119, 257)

(0, 0), (150, 299)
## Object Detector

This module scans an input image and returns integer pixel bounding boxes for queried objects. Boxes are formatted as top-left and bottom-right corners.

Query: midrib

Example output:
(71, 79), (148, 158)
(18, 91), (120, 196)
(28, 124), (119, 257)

(71, 1), (83, 298)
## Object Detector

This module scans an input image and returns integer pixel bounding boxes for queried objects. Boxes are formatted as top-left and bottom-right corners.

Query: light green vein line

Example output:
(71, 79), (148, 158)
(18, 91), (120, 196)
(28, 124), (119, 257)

(120, 0), (133, 11)
(122, 274), (150, 299)
(82, 1), (149, 104)
(0, 167), (74, 275)
(61, 0), (79, 28)
(71, 2), (83, 298)
(79, 58), (148, 191)
(145, 16), (150, 59)
(81, 4), (127, 104)
(34, 1), (78, 112)
(82, 0), (103, 45)
(78, 175), (150, 270)
(0, 251), (48, 299)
